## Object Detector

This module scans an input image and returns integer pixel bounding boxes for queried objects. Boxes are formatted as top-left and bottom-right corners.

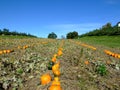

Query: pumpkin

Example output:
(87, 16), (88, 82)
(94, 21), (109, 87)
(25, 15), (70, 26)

(52, 63), (60, 72)
(53, 54), (57, 58)
(93, 48), (96, 50)
(57, 50), (63, 56)
(49, 85), (62, 90)
(40, 73), (51, 85)
(112, 53), (115, 57)
(54, 77), (59, 81)
(55, 62), (60, 68)
(118, 55), (120, 59)
(51, 77), (60, 86)
(58, 48), (63, 51)
(25, 45), (28, 48)
(52, 57), (57, 62)
(23, 46), (26, 49)
(53, 70), (61, 76)
(3, 50), (7, 54)
(51, 81), (61, 86)
(0, 51), (3, 54)
(114, 54), (118, 58)
(84, 60), (89, 65)
(6, 50), (11, 53)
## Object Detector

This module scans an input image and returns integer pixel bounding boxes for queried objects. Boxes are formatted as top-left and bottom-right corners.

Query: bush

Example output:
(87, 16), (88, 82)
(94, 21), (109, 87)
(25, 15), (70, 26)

(48, 32), (57, 39)
(66, 31), (78, 39)
(96, 64), (107, 76)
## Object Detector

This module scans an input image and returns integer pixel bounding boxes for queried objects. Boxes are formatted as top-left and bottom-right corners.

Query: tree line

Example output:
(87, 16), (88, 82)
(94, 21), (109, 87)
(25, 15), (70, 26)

(47, 31), (78, 39)
(0, 28), (37, 37)
(79, 22), (120, 37)
(47, 22), (120, 39)
(1, 22), (119, 39)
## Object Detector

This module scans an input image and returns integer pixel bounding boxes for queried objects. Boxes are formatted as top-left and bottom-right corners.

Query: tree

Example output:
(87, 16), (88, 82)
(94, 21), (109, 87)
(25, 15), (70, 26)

(3, 28), (10, 35)
(48, 32), (57, 39)
(0, 29), (2, 35)
(66, 31), (78, 39)
(102, 22), (112, 29)
(79, 22), (120, 37)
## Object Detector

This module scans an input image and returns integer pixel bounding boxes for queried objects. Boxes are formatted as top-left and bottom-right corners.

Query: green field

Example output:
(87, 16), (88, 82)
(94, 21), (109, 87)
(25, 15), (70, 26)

(78, 36), (120, 48)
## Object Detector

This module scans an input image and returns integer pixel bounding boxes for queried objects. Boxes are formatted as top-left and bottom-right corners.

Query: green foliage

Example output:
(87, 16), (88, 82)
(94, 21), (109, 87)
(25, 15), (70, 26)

(78, 36), (120, 48)
(66, 31), (78, 39)
(48, 61), (54, 70)
(96, 64), (107, 76)
(79, 22), (120, 37)
(48, 32), (57, 39)
(0, 28), (37, 37)
(16, 68), (23, 74)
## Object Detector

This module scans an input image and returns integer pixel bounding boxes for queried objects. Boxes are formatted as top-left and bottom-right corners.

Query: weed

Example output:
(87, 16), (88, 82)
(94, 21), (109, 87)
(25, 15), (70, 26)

(96, 64), (107, 76)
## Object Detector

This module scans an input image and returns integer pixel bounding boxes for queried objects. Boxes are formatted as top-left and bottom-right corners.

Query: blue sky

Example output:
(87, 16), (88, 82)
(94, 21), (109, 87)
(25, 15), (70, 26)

(0, 0), (120, 38)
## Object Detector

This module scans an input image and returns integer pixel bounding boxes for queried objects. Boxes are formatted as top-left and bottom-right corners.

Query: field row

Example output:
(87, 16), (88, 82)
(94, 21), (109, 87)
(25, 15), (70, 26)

(0, 38), (120, 90)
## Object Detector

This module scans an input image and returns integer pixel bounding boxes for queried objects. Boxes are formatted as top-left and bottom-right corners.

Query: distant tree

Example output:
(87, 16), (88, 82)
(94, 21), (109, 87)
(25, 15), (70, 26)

(11, 31), (18, 35)
(48, 32), (57, 39)
(0, 28), (37, 37)
(102, 22), (112, 29)
(0, 29), (2, 35)
(79, 22), (120, 37)
(3, 28), (10, 35)
(66, 31), (78, 39)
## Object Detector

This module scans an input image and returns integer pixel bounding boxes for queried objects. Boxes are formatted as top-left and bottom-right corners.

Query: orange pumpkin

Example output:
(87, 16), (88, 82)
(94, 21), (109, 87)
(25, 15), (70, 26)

(57, 50), (63, 56)
(115, 54), (118, 58)
(52, 64), (60, 72)
(84, 60), (89, 65)
(109, 52), (113, 56)
(53, 54), (57, 58)
(58, 48), (63, 51)
(118, 55), (120, 59)
(0, 51), (3, 54)
(25, 45), (28, 48)
(112, 53), (115, 57)
(3, 50), (7, 54)
(93, 48), (96, 50)
(51, 77), (60, 86)
(51, 81), (60, 86)
(52, 57), (57, 62)
(53, 70), (61, 76)
(49, 85), (62, 90)
(55, 62), (60, 68)
(40, 73), (51, 85)
(6, 50), (11, 53)
(23, 46), (26, 49)
(54, 77), (59, 81)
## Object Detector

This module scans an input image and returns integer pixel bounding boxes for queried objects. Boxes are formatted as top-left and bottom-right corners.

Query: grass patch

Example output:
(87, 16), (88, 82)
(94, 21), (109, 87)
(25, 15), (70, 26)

(78, 36), (120, 48)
